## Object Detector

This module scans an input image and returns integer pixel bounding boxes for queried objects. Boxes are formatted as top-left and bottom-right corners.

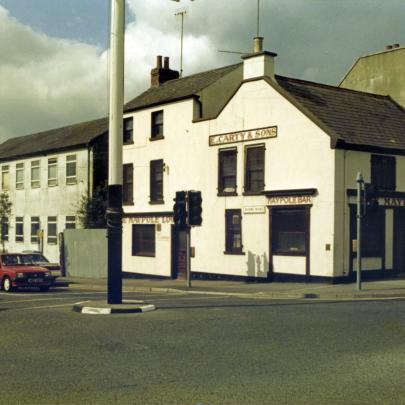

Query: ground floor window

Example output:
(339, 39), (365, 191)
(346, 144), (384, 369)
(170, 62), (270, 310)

(31, 216), (40, 243)
(350, 206), (384, 257)
(15, 217), (24, 243)
(271, 207), (309, 255)
(225, 209), (243, 254)
(1, 217), (8, 242)
(65, 216), (76, 229)
(47, 216), (57, 244)
(132, 224), (155, 257)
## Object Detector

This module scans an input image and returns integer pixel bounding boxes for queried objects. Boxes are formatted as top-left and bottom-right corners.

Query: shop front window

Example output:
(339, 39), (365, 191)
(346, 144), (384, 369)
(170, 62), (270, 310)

(272, 208), (308, 255)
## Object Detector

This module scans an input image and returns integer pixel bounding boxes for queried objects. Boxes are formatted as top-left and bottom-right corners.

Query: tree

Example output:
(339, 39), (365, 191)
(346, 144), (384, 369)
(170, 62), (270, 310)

(76, 185), (107, 229)
(0, 191), (12, 252)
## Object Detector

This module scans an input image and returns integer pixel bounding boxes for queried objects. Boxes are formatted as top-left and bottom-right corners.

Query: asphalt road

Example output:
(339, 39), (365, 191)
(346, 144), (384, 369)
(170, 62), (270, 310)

(1, 287), (405, 405)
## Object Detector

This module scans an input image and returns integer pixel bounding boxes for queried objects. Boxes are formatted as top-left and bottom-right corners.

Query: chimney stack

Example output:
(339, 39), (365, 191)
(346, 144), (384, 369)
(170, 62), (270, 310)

(242, 37), (277, 80)
(151, 55), (180, 86)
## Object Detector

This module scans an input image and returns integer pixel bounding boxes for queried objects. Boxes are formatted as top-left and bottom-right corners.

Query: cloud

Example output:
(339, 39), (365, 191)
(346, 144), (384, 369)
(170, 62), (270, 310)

(0, 6), (108, 140)
(2, 0), (405, 140)
(0, 2), (220, 140)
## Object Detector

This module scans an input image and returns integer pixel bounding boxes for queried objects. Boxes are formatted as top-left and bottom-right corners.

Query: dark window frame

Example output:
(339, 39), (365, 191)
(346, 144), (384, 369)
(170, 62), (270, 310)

(123, 163), (134, 205)
(271, 207), (309, 256)
(150, 159), (164, 204)
(47, 216), (57, 245)
(30, 216), (40, 243)
(151, 110), (164, 140)
(123, 117), (134, 144)
(350, 205), (384, 258)
(1, 217), (9, 242)
(65, 216), (76, 230)
(132, 224), (156, 257)
(15, 216), (24, 243)
(225, 209), (244, 254)
(371, 154), (396, 191)
(66, 154), (77, 185)
(218, 148), (237, 196)
(244, 144), (265, 194)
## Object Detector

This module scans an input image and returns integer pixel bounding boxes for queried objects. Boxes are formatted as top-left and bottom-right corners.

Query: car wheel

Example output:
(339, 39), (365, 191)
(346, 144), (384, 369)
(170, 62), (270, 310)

(40, 286), (49, 292)
(2, 277), (13, 292)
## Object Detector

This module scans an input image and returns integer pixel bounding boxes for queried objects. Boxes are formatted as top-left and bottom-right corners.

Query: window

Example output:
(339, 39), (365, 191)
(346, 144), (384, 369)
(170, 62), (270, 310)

(371, 155), (396, 191)
(66, 155), (77, 185)
(362, 209), (384, 257)
(31, 216), (40, 243)
(225, 209), (243, 254)
(245, 145), (265, 193)
(1, 165), (9, 190)
(272, 208), (308, 255)
(151, 110), (164, 139)
(132, 224), (155, 257)
(1, 217), (9, 242)
(48, 158), (58, 186)
(16, 163), (24, 189)
(123, 163), (134, 205)
(31, 160), (40, 188)
(123, 117), (133, 144)
(15, 217), (24, 242)
(47, 216), (57, 244)
(218, 148), (237, 195)
(150, 159), (164, 203)
(65, 216), (76, 229)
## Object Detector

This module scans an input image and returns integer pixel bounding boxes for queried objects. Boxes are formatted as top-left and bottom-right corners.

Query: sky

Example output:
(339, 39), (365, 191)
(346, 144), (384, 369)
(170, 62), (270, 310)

(0, 0), (404, 141)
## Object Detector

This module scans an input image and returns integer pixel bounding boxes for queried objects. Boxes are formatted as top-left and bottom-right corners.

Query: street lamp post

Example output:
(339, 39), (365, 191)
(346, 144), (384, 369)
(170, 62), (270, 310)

(356, 172), (364, 292)
(107, 0), (125, 305)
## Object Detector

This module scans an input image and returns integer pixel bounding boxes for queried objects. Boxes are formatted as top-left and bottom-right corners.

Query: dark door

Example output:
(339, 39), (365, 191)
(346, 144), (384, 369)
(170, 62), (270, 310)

(171, 227), (187, 279)
(394, 210), (405, 273)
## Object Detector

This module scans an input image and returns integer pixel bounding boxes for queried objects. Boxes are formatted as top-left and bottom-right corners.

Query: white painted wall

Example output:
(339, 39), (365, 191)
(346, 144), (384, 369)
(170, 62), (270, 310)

(1, 148), (89, 262)
(123, 78), (337, 279)
(335, 149), (405, 275)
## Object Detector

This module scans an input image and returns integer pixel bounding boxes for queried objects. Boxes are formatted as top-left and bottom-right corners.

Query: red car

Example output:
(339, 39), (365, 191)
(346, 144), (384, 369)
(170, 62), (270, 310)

(0, 253), (54, 292)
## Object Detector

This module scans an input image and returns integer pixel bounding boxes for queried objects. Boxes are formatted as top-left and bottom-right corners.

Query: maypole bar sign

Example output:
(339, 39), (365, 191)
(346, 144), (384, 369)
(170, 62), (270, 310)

(209, 126), (277, 146)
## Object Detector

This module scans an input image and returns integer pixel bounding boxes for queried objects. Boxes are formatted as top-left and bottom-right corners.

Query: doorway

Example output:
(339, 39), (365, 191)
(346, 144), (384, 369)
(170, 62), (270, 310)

(394, 210), (405, 273)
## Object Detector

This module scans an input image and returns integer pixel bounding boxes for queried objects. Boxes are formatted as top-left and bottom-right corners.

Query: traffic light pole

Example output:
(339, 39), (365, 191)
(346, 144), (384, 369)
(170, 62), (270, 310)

(356, 172), (364, 292)
(186, 225), (191, 288)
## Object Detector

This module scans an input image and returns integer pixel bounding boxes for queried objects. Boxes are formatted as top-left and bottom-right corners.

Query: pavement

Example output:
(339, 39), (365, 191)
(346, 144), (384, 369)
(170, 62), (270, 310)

(56, 275), (405, 300)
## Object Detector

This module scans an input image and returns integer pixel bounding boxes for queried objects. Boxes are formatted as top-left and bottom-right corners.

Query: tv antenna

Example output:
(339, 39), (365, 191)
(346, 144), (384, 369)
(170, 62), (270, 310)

(175, 8), (188, 77)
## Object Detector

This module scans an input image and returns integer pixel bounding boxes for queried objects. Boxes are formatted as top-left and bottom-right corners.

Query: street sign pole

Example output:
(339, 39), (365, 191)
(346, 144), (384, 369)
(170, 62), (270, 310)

(356, 172), (364, 292)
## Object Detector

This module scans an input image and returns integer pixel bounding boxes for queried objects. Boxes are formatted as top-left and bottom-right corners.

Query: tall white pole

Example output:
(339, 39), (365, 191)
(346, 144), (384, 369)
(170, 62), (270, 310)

(107, 0), (124, 304)
(109, 0), (124, 186)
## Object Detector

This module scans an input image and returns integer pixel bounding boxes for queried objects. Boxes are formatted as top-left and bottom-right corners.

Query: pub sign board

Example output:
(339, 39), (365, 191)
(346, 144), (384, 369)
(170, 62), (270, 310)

(209, 126), (277, 146)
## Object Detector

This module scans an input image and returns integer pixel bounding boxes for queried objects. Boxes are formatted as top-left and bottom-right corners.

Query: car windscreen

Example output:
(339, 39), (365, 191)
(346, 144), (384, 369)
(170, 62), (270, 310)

(25, 253), (49, 263)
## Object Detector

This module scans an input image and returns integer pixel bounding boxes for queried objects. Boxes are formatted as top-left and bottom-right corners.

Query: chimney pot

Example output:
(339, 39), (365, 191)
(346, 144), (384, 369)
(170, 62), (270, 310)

(254, 37), (264, 53)
(156, 55), (163, 69)
(164, 57), (170, 69)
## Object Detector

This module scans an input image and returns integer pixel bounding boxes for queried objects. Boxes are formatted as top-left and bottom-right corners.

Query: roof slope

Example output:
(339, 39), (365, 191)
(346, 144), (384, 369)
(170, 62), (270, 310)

(0, 117), (108, 161)
(124, 64), (241, 112)
(275, 75), (405, 151)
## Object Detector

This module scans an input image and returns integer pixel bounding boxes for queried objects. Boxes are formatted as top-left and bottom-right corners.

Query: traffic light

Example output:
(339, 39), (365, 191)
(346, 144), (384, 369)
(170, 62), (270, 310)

(173, 191), (187, 228)
(188, 190), (202, 226)
(364, 183), (379, 214)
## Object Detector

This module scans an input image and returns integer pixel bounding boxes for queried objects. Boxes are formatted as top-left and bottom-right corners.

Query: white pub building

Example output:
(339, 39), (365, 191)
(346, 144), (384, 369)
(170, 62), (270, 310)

(121, 39), (405, 282)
